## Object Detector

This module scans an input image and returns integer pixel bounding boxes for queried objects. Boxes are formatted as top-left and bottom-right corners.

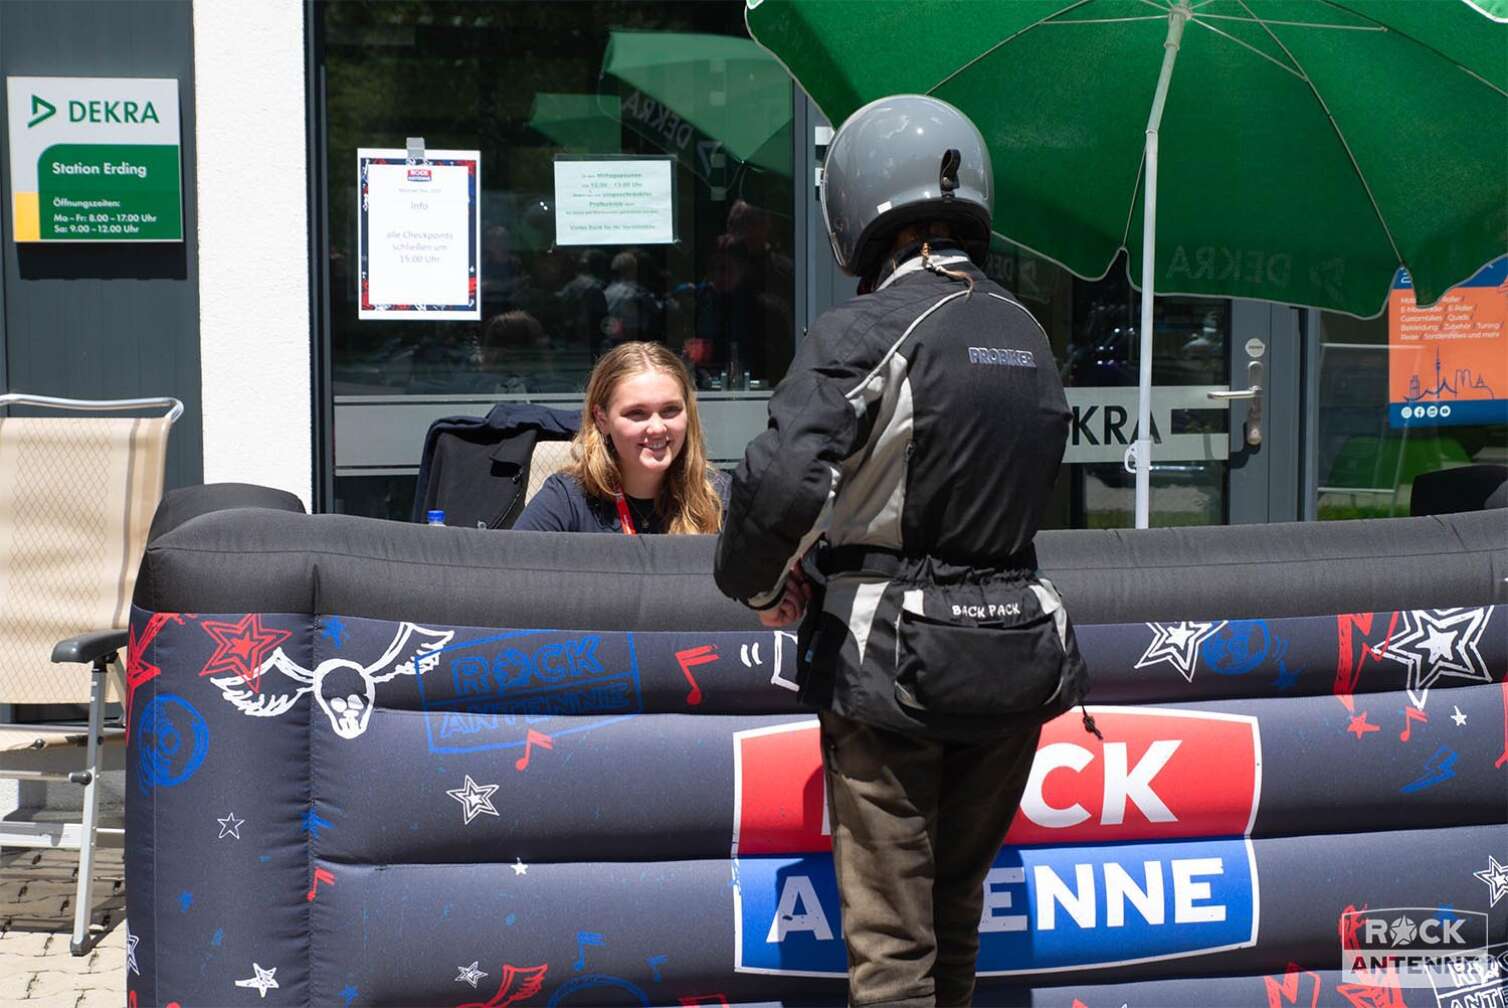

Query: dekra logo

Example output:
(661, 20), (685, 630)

(68, 98), (161, 124)
(26, 95), (55, 128)
(29, 95), (161, 127)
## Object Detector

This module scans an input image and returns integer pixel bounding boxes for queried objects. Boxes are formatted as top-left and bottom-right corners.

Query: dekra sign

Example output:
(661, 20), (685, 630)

(64, 98), (161, 125)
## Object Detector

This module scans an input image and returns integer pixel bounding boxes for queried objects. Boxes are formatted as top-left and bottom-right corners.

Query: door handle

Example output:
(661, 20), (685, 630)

(1207, 360), (1263, 446)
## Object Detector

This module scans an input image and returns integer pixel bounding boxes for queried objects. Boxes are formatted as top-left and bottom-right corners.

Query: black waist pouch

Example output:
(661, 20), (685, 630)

(892, 577), (1085, 722)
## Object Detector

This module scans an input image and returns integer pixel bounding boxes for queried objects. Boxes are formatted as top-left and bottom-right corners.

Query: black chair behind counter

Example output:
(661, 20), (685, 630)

(411, 403), (579, 529)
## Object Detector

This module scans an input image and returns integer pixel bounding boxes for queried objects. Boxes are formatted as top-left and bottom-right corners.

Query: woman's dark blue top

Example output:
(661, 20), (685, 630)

(513, 470), (730, 534)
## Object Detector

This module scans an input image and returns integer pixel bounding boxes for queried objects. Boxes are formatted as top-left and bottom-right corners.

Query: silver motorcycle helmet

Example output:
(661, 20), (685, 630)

(821, 94), (993, 279)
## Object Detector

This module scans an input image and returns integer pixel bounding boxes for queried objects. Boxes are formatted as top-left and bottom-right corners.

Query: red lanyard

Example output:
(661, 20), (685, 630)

(614, 495), (638, 535)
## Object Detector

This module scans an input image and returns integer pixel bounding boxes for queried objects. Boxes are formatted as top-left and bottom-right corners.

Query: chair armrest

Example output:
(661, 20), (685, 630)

(51, 629), (129, 665)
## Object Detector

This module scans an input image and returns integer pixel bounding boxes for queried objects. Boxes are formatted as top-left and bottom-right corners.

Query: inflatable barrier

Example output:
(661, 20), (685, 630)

(125, 507), (1508, 1007)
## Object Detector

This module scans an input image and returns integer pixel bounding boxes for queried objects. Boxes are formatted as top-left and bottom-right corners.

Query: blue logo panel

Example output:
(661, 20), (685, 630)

(735, 838), (1257, 975)
(416, 630), (643, 754)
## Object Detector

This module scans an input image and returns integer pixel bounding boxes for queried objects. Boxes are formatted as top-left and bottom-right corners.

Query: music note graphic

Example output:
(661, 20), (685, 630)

(515, 729), (553, 771)
(572, 931), (604, 971)
(675, 645), (718, 706)
(646, 955), (668, 983)
(306, 867), (335, 902)
(1400, 707), (1428, 742)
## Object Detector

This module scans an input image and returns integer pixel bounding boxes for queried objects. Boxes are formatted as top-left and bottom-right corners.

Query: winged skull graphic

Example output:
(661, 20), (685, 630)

(207, 622), (455, 739)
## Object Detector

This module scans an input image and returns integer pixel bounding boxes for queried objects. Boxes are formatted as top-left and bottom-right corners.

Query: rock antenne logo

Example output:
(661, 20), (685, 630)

(731, 708), (1262, 976)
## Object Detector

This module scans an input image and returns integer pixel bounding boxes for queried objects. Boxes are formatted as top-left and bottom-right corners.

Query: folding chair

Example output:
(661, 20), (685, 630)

(524, 437), (575, 505)
(0, 392), (180, 954)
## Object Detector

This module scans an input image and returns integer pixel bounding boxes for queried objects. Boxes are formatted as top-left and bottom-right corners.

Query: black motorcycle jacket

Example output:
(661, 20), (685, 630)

(715, 244), (1086, 742)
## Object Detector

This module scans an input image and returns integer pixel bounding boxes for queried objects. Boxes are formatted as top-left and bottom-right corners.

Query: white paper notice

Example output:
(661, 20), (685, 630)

(358, 148), (480, 320)
(553, 158), (674, 246)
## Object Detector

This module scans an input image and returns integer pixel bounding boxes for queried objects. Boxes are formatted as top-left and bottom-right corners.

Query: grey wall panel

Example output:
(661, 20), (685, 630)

(0, 0), (201, 489)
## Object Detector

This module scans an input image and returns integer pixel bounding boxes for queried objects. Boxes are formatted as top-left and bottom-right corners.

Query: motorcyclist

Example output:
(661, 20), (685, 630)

(714, 94), (1090, 1008)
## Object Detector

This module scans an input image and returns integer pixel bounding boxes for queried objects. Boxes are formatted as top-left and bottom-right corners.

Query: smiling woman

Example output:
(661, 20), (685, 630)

(513, 341), (728, 534)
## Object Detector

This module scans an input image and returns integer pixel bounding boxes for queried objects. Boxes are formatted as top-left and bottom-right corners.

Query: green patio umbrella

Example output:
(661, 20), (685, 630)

(602, 30), (793, 176)
(745, 0), (1507, 526)
(527, 93), (623, 154)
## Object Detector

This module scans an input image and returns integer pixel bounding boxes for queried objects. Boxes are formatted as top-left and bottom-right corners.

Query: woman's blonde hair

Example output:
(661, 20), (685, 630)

(566, 341), (723, 534)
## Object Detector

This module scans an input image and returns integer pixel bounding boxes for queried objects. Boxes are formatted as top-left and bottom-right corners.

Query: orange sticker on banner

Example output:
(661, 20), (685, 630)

(1388, 257), (1508, 427)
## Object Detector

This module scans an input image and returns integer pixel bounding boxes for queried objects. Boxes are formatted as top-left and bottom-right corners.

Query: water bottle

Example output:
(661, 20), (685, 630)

(426, 509), (446, 526)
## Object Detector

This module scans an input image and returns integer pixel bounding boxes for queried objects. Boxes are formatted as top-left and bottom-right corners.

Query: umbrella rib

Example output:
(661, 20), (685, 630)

(1118, 145), (1149, 251)
(1038, 15), (1168, 24)
(1189, 18), (1305, 79)
(1233, 0), (1407, 268)
(1318, 0), (1508, 98)
(927, 0), (1097, 94)
(1196, 13), (1384, 30)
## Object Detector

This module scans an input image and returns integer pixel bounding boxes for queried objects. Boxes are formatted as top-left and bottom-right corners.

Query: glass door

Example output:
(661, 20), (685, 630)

(974, 243), (1294, 530)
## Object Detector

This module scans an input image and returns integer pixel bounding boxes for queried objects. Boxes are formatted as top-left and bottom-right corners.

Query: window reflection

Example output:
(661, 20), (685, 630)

(982, 244), (1231, 529)
(1315, 306), (1507, 520)
(323, 2), (795, 398)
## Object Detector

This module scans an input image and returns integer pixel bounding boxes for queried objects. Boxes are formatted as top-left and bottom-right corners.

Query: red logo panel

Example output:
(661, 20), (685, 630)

(733, 707), (1261, 855)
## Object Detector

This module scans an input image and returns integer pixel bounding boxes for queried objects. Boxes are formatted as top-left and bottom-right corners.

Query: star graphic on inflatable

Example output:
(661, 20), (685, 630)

(456, 961), (488, 988)
(1346, 712), (1379, 739)
(1474, 854), (1508, 907)
(1451, 706), (1468, 727)
(235, 963), (280, 998)
(125, 624), (160, 729)
(199, 614), (292, 694)
(447, 775), (499, 825)
(125, 927), (139, 975)
(124, 612), (185, 742)
(1134, 620), (1227, 683)
(1377, 608), (1492, 710)
(320, 616), (348, 649)
(512, 857), (529, 876)
(217, 811), (244, 839)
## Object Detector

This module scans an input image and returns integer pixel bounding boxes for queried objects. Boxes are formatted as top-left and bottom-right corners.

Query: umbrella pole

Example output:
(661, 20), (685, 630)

(1134, 1), (1191, 529)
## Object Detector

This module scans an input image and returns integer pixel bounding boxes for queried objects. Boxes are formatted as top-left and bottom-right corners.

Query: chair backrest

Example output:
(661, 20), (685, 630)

(525, 438), (575, 505)
(1410, 462), (1508, 516)
(0, 409), (172, 703)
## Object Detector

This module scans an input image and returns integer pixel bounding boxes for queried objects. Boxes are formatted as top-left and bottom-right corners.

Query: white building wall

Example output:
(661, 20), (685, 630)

(192, 0), (312, 508)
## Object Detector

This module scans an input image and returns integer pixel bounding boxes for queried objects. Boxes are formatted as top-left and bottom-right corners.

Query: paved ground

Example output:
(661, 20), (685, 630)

(0, 846), (126, 1007)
